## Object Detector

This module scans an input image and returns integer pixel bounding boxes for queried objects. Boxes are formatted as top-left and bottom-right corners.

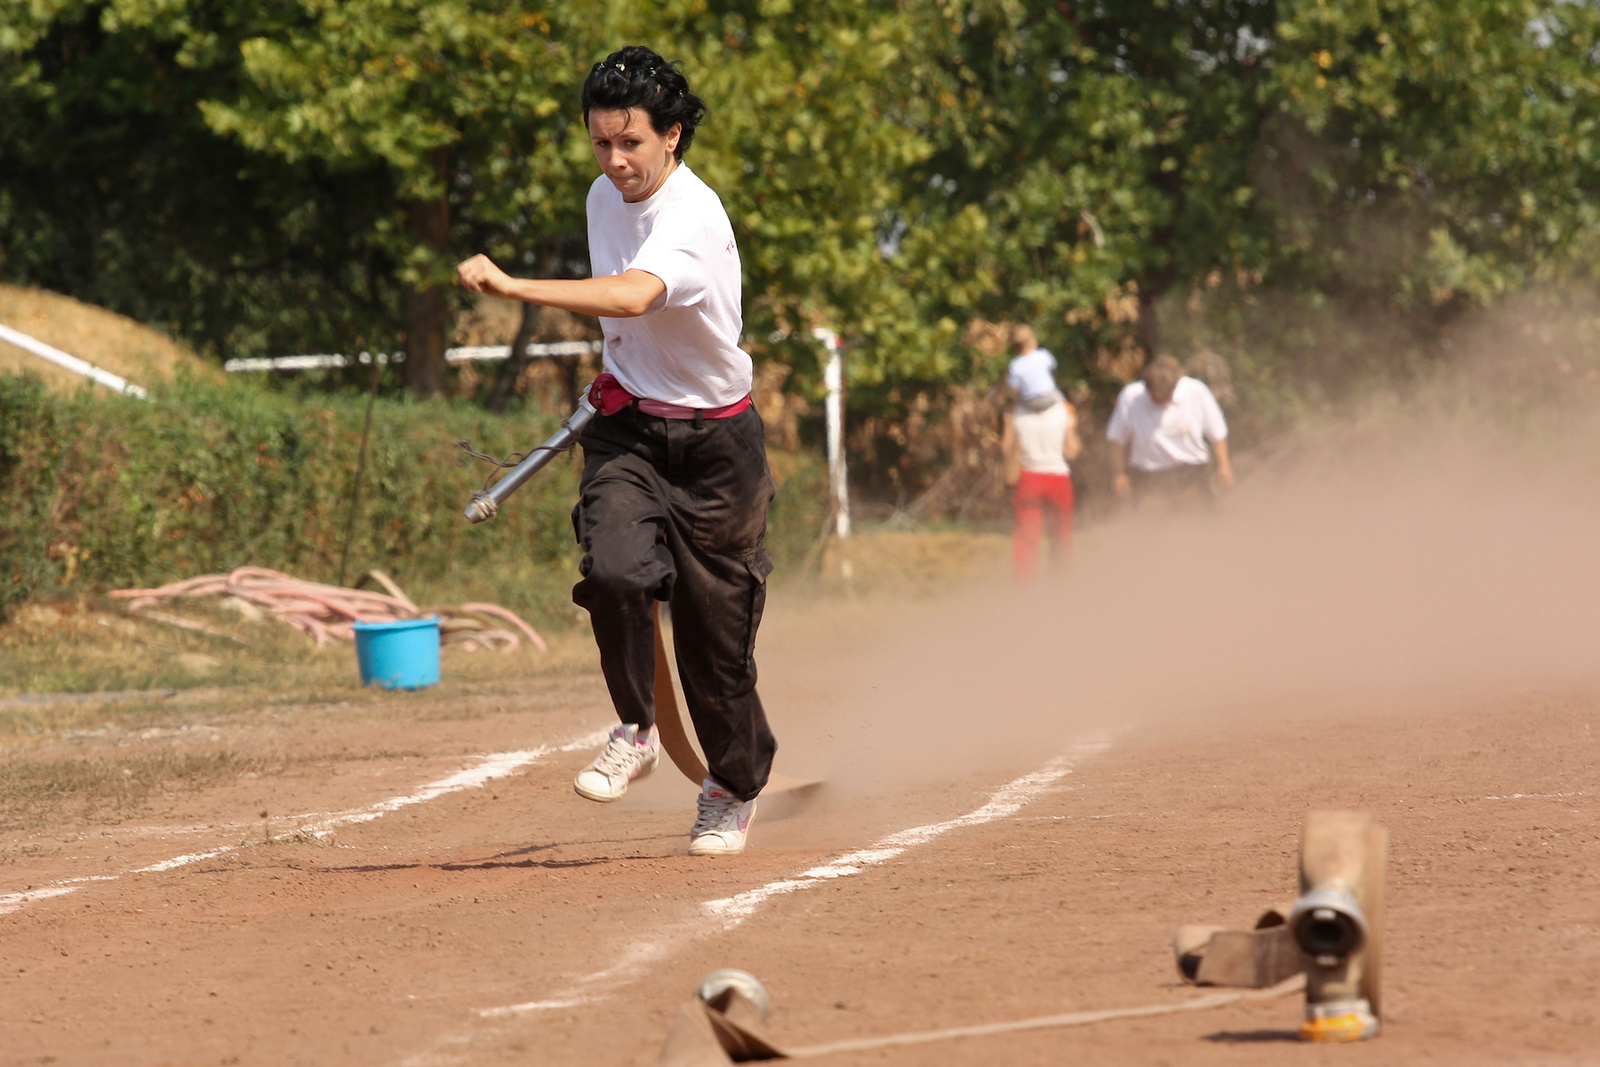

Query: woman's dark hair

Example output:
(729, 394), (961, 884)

(582, 45), (708, 159)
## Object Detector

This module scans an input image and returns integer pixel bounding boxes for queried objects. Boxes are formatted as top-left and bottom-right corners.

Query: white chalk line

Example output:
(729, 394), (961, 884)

(705, 735), (1114, 926)
(1481, 791), (1588, 801)
(0, 730), (607, 916)
(1014, 810), (1160, 822)
(473, 733), (1114, 1024)
(786, 974), (1306, 1057)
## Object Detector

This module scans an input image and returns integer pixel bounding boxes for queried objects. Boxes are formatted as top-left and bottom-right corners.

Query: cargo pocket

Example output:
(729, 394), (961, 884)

(742, 546), (774, 664)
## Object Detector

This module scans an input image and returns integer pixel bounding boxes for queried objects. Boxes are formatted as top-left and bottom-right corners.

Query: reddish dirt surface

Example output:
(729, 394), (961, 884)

(3, 652), (1598, 1066)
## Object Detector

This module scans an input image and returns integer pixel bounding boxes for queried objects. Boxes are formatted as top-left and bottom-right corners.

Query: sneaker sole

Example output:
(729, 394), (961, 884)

(573, 780), (626, 803)
(573, 758), (658, 803)
(688, 836), (747, 856)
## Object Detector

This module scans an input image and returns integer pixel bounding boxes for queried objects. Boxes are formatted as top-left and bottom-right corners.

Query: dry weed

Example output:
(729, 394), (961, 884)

(0, 595), (600, 709)
(0, 283), (222, 392)
(0, 750), (278, 832)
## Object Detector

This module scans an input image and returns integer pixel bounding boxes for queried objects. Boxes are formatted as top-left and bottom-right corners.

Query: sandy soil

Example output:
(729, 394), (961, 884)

(3, 630), (1596, 1067)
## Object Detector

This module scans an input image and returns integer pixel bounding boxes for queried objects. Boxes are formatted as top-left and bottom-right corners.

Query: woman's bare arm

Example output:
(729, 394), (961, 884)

(457, 254), (666, 318)
(1001, 412), (1021, 486)
(1063, 420), (1082, 462)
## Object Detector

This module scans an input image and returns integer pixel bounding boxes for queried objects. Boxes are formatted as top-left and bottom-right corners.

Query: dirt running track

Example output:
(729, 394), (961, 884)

(2, 665), (1598, 1065)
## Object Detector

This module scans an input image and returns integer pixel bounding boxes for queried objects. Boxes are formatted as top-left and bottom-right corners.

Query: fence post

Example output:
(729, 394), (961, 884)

(814, 327), (851, 538)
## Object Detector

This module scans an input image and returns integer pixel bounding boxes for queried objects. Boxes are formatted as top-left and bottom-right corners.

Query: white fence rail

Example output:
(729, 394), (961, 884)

(224, 340), (601, 374)
(0, 321), (150, 399)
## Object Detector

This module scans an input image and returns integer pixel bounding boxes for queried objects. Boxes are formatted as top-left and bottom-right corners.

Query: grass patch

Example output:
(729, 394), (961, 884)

(0, 661), (601, 750)
(789, 526), (1010, 598)
(0, 746), (435, 833)
(0, 587), (602, 703)
(0, 749), (277, 832)
(0, 526), (1004, 745)
(0, 527), (1000, 701)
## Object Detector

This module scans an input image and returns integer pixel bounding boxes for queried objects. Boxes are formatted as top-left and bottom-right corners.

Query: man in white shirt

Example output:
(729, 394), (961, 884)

(1105, 355), (1234, 508)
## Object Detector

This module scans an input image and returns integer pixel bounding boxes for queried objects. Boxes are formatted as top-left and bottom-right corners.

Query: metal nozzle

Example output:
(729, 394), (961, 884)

(461, 391), (597, 523)
(463, 492), (499, 524)
(1289, 885), (1368, 961)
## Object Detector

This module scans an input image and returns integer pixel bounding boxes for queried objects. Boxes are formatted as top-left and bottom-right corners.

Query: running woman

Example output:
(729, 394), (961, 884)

(457, 45), (774, 856)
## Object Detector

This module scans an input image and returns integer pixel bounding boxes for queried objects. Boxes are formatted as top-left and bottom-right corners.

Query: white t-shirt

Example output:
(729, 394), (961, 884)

(585, 164), (750, 407)
(1006, 347), (1059, 402)
(1013, 401), (1075, 475)
(1105, 376), (1228, 471)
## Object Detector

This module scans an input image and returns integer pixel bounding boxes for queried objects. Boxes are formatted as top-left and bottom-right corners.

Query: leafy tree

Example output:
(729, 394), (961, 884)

(197, 0), (596, 396)
(1210, 0), (1600, 402)
(1269, 0), (1600, 306)
(7, 0), (1600, 419)
(885, 0), (1279, 388)
(870, 0), (1600, 412)
(0, 1), (401, 363)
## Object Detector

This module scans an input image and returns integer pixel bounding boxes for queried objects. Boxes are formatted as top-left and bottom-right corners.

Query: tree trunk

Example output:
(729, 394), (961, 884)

(484, 236), (585, 412)
(1135, 283), (1163, 363)
(401, 151), (452, 398)
(485, 239), (562, 412)
(401, 265), (449, 398)
(485, 300), (542, 414)
(558, 353), (580, 411)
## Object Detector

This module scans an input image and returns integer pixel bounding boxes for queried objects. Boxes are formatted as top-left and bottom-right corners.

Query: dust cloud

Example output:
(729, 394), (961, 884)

(761, 293), (1600, 793)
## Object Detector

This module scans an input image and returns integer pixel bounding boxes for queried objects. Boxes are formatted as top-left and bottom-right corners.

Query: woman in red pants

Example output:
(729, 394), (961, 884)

(1002, 392), (1081, 582)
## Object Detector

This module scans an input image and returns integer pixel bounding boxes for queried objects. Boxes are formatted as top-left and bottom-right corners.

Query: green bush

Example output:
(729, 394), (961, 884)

(0, 373), (827, 627)
(0, 375), (65, 619)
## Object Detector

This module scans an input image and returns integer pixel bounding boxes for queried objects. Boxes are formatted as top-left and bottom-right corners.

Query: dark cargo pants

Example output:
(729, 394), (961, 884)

(570, 404), (777, 801)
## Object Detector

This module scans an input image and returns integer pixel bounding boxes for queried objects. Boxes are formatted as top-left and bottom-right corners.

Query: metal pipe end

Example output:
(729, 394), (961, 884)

(1289, 885), (1368, 961)
(463, 495), (498, 524)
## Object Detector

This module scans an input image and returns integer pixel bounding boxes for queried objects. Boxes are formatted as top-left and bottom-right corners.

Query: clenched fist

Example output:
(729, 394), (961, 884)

(457, 254), (513, 298)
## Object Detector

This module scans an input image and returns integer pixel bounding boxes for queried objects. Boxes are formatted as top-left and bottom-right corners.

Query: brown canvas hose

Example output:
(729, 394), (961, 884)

(653, 601), (710, 784)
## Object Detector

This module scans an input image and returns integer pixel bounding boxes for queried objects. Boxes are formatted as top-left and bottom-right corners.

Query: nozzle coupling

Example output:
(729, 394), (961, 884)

(463, 491), (499, 524)
(1289, 884), (1367, 964)
(459, 390), (597, 524)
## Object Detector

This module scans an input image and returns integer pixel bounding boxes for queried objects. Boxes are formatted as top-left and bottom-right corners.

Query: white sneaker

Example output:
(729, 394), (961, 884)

(574, 724), (658, 802)
(688, 778), (757, 856)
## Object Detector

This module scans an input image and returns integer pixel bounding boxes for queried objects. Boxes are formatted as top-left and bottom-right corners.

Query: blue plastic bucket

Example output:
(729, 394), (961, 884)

(352, 616), (440, 690)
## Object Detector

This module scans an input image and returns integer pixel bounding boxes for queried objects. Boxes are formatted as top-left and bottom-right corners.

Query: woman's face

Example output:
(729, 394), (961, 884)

(588, 108), (681, 203)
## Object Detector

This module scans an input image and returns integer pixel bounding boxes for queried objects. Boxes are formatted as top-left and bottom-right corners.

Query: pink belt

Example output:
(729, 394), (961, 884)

(589, 373), (751, 420)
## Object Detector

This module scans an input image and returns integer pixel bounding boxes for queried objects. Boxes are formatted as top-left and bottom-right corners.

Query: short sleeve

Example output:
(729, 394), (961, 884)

(628, 215), (709, 309)
(1198, 383), (1229, 441)
(1105, 386), (1135, 443)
